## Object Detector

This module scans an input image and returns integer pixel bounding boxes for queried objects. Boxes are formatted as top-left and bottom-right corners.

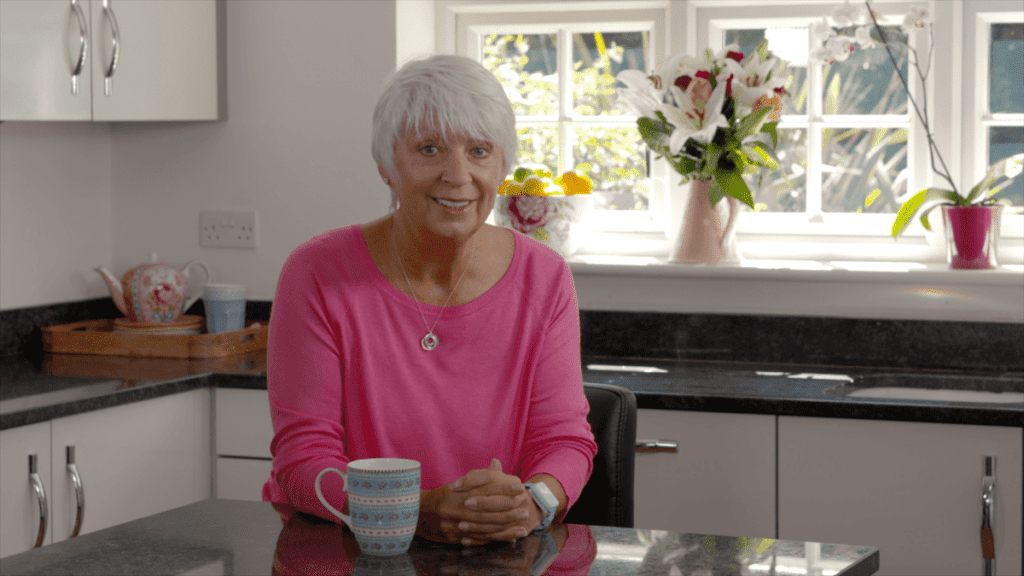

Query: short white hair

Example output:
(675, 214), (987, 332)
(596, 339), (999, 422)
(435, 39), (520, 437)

(371, 54), (517, 180)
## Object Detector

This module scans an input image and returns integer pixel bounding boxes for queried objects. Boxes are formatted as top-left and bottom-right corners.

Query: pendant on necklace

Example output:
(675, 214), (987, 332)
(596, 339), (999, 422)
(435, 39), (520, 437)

(421, 332), (439, 351)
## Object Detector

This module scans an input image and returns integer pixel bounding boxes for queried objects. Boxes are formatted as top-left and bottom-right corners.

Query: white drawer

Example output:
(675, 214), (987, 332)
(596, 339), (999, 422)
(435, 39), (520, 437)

(216, 458), (273, 501)
(215, 388), (273, 458)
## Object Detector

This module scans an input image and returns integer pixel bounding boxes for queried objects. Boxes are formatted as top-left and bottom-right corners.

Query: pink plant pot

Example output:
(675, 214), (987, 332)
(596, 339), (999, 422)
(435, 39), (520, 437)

(941, 205), (1002, 270)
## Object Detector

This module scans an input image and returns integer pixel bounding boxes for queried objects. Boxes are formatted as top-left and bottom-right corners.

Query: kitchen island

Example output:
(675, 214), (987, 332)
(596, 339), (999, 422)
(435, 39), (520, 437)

(0, 498), (880, 575)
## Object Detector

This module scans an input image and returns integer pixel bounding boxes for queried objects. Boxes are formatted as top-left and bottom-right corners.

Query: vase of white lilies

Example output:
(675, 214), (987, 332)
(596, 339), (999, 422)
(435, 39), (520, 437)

(813, 1), (1024, 269)
(616, 41), (789, 264)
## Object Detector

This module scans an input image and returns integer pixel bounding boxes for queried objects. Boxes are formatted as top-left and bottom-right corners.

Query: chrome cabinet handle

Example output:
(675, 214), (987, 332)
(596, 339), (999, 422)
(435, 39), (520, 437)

(636, 440), (679, 453)
(67, 0), (88, 95)
(66, 446), (85, 538)
(29, 454), (48, 549)
(100, 0), (120, 96)
(982, 455), (995, 576)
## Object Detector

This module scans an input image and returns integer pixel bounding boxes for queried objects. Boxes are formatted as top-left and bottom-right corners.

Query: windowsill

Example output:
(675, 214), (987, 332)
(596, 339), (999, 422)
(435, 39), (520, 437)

(568, 257), (1024, 285)
(566, 257), (1024, 323)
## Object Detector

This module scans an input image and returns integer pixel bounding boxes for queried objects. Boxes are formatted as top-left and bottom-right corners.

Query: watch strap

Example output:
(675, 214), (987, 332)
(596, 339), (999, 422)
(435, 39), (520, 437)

(524, 482), (556, 530)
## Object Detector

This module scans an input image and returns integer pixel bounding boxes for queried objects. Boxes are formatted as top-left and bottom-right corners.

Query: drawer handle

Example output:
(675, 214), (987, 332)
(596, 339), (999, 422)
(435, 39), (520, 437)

(29, 454), (48, 548)
(67, 446), (85, 538)
(636, 440), (678, 453)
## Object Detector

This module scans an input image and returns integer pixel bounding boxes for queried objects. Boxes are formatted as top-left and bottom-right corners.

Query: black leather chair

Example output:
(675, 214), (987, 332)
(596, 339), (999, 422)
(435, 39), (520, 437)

(562, 382), (637, 528)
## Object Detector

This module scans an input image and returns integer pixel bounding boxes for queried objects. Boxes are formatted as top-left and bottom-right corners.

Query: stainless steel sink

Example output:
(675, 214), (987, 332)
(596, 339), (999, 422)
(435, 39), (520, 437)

(821, 372), (1024, 404)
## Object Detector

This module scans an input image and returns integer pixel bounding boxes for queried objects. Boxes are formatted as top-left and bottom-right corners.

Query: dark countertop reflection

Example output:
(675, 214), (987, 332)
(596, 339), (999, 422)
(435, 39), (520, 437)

(0, 499), (879, 576)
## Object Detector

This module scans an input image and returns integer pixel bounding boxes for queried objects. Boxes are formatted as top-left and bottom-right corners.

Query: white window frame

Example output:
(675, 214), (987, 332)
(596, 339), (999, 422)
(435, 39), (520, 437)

(438, 0), (1023, 266)
(970, 7), (1024, 240)
(465, 21), (665, 233)
(443, 1), (674, 243)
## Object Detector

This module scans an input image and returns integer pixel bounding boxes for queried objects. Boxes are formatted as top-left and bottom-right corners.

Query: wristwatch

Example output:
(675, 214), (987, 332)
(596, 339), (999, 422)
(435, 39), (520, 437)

(524, 482), (557, 530)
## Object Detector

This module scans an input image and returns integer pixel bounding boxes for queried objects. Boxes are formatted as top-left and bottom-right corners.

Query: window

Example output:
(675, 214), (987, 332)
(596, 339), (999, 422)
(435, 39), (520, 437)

(480, 28), (655, 230)
(446, 1), (671, 237)
(974, 14), (1024, 211)
(442, 1), (1023, 264)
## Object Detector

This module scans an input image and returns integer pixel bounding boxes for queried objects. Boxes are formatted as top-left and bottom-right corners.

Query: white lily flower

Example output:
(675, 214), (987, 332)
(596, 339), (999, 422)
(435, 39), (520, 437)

(658, 83), (729, 154)
(615, 69), (663, 117)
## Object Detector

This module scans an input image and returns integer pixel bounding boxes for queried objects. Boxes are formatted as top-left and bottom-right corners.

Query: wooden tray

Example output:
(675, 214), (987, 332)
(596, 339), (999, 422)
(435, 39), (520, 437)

(43, 349), (266, 380)
(42, 319), (269, 359)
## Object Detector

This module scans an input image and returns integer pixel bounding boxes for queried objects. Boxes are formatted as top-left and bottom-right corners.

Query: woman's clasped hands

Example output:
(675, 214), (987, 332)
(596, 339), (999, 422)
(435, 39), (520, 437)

(425, 458), (541, 546)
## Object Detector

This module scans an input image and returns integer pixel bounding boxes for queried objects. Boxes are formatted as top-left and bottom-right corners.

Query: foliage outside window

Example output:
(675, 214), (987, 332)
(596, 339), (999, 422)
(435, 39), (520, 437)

(480, 28), (656, 223)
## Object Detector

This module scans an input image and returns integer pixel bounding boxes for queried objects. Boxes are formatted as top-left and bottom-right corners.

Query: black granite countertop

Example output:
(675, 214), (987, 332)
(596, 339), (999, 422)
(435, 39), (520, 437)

(1, 352), (1021, 430)
(0, 498), (880, 576)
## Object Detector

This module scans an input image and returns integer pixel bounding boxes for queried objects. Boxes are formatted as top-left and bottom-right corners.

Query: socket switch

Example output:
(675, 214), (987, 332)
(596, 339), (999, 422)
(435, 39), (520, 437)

(200, 210), (257, 248)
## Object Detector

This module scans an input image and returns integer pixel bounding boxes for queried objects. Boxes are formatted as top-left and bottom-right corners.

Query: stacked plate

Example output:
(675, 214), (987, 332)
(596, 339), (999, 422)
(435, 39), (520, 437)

(113, 315), (205, 335)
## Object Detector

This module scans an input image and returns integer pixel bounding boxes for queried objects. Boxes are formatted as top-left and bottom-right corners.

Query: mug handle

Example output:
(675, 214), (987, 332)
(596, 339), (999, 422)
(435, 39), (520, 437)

(181, 261), (211, 312)
(315, 468), (352, 527)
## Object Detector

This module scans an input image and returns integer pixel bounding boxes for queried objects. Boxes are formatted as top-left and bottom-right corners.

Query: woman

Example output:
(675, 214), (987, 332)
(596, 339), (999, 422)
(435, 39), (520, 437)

(262, 54), (597, 547)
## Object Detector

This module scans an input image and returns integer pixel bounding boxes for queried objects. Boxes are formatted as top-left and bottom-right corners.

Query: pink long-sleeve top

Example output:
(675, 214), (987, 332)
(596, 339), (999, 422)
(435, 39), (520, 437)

(262, 224), (597, 523)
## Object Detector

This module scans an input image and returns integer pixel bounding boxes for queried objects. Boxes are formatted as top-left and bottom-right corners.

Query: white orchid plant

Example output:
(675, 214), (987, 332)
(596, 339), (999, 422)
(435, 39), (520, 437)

(616, 41), (790, 208)
(812, 0), (1024, 237)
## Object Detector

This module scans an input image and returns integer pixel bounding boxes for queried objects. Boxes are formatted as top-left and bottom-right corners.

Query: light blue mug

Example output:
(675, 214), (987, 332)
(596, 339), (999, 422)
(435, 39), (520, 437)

(203, 283), (246, 333)
(315, 458), (421, 556)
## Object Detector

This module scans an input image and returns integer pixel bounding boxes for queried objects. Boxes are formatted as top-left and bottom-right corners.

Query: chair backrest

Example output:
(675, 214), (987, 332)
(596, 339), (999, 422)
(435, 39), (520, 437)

(562, 382), (637, 528)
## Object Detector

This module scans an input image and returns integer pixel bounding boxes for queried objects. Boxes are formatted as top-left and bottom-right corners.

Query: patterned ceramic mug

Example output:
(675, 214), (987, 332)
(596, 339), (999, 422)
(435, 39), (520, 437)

(315, 458), (421, 556)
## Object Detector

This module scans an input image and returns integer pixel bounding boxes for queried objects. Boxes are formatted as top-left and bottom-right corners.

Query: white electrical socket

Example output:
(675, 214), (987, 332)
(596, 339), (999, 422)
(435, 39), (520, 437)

(200, 210), (257, 248)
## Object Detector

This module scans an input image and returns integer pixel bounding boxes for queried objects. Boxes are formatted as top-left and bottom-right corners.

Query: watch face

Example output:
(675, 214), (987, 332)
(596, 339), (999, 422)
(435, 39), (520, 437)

(531, 483), (558, 509)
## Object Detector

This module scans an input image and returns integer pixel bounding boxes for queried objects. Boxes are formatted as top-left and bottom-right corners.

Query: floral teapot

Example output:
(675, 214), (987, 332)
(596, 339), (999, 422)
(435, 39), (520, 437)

(95, 253), (210, 323)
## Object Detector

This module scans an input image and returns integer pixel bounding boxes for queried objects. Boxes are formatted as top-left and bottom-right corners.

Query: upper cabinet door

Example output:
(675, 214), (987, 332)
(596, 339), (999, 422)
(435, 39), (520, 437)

(0, 0), (93, 121)
(90, 0), (219, 121)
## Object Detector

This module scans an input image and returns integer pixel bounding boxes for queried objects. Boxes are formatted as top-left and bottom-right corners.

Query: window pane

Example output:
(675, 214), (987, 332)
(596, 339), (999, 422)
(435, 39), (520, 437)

(990, 126), (1024, 206)
(744, 129), (807, 213)
(483, 33), (558, 116)
(823, 26), (907, 115)
(724, 28), (808, 115)
(821, 127), (906, 213)
(572, 31), (648, 116)
(572, 125), (649, 210)
(991, 23), (1024, 114)
(515, 126), (559, 173)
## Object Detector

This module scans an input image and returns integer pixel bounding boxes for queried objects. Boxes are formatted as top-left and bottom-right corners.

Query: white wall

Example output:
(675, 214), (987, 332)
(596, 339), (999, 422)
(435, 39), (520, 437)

(107, 0), (396, 302)
(0, 122), (113, 309)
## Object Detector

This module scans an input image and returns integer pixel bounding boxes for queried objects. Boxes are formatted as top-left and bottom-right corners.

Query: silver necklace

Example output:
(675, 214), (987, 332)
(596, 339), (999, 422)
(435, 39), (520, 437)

(391, 223), (474, 351)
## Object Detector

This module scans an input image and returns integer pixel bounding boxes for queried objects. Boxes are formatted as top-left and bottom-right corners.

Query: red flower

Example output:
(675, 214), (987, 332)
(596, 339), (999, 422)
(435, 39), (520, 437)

(726, 51), (745, 62)
(694, 70), (711, 81)
(723, 74), (734, 98)
(674, 75), (692, 90)
(505, 197), (557, 234)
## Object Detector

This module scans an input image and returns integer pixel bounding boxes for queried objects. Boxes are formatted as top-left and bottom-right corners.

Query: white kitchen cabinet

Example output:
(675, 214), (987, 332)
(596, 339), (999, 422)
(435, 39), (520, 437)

(49, 388), (211, 541)
(0, 422), (53, 558)
(0, 389), (210, 559)
(214, 388), (273, 501)
(0, 0), (220, 121)
(779, 416), (1022, 576)
(634, 409), (776, 538)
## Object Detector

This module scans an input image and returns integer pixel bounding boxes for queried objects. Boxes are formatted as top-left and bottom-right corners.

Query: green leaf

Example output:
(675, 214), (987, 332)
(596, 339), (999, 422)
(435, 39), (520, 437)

(736, 107), (771, 141)
(762, 122), (778, 148)
(713, 165), (755, 208)
(968, 153), (1024, 203)
(891, 188), (959, 237)
(747, 142), (780, 171)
